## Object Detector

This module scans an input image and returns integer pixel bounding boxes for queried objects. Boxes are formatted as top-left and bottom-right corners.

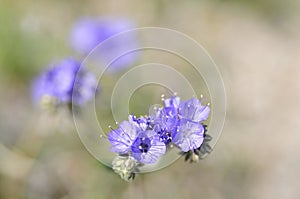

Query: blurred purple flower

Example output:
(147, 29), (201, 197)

(70, 18), (138, 73)
(32, 58), (97, 107)
(172, 119), (205, 152)
(70, 19), (104, 55)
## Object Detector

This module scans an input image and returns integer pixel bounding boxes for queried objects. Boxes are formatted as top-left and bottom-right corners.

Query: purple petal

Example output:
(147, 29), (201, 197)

(108, 121), (138, 154)
(128, 115), (149, 131)
(178, 97), (210, 122)
(151, 106), (178, 134)
(164, 96), (180, 109)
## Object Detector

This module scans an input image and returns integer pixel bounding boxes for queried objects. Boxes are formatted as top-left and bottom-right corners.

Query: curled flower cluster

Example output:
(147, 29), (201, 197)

(108, 94), (212, 181)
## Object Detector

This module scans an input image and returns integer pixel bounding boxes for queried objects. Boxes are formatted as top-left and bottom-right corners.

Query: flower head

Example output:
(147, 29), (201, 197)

(108, 118), (166, 164)
(172, 119), (205, 152)
(149, 96), (180, 145)
(162, 95), (180, 131)
(151, 108), (174, 145)
(32, 58), (97, 108)
(178, 97), (210, 123)
(181, 126), (213, 163)
(131, 130), (166, 164)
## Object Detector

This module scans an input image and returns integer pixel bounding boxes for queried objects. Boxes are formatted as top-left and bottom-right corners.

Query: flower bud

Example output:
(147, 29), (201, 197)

(112, 156), (137, 182)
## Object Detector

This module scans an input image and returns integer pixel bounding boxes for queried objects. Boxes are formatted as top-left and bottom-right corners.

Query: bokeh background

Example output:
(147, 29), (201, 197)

(1, 0), (300, 198)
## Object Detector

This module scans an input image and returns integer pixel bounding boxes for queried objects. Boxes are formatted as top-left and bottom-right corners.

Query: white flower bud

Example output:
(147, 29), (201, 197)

(112, 156), (137, 181)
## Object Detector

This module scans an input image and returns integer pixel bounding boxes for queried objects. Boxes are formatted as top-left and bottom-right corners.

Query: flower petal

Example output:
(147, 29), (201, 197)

(172, 119), (204, 152)
(108, 121), (138, 154)
(179, 97), (210, 122)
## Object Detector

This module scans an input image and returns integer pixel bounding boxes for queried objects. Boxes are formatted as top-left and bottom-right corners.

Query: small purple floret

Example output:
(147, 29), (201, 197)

(108, 118), (166, 164)
(178, 97), (210, 123)
(172, 119), (205, 152)
(131, 130), (166, 164)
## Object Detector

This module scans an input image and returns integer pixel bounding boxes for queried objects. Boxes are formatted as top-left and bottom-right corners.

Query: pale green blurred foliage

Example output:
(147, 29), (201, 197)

(1, 0), (300, 199)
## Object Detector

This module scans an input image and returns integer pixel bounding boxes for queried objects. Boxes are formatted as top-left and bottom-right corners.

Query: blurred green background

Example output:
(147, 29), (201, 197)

(1, 0), (300, 198)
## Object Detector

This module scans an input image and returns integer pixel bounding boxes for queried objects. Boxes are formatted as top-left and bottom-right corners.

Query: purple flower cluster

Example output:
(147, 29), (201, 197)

(108, 95), (210, 165)
(32, 58), (97, 107)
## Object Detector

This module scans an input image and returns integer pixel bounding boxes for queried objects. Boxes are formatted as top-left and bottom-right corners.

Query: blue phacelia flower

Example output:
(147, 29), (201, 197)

(178, 97), (210, 123)
(131, 130), (166, 164)
(149, 96), (180, 145)
(172, 97), (210, 152)
(32, 58), (98, 108)
(108, 117), (166, 164)
(172, 119), (205, 152)
(151, 107), (174, 145)
(70, 18), (138, 73)
(162, 95), (181, 131)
